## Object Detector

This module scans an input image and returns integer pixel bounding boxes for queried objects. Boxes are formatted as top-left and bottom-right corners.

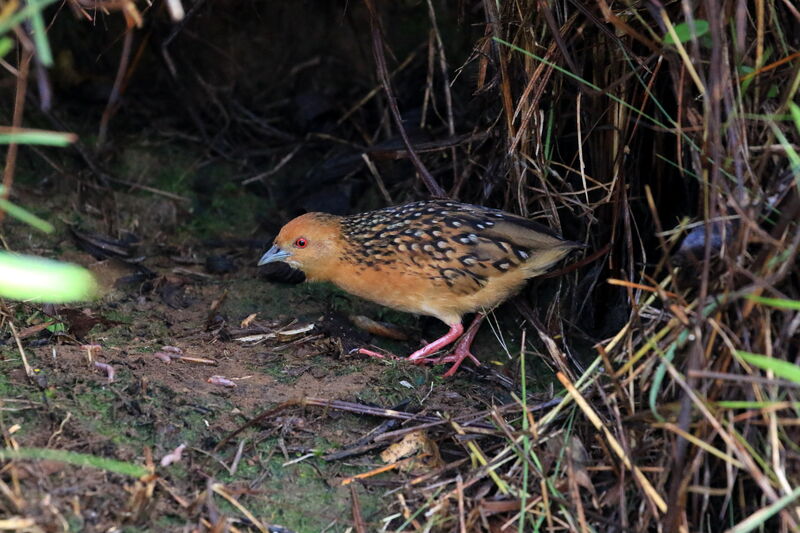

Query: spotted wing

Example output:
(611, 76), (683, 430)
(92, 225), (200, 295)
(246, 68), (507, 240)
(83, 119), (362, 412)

(339, 200), (577, 296)
(425, 209), (571, 295)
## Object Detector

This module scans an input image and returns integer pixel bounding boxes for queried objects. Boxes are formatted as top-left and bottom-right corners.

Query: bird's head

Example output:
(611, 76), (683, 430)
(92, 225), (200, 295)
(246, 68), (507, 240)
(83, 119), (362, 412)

(258, 212), (342, 281)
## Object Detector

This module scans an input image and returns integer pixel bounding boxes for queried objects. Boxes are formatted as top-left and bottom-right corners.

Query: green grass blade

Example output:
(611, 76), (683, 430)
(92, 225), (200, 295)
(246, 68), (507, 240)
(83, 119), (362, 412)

(0, 196), (54, 233)
(663, 20), (709, 45)
(768, 122), (800, 175)
(0, 130), (76, 146)
(27, 0), (53, 66)
(518, 343), (529, 533)
(729, 486), (800, 533)
(0, 36), (13, 59)
(650, 343), (677, 421)
(0, 0), (61, 38)
(738, 113), (795, 120)
(745, 295), (800, 310)
(0, 251), (97, 303)
(0, 447), (148, 477)
(736, 351), (800, 385)
(789, 101), (800, 134)
(544, 106), (555, 160)
(716, 401), (800, 409)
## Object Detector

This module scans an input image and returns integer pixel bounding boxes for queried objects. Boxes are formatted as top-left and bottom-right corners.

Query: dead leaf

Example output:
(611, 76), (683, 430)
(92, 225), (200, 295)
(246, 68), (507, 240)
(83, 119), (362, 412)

(240, 313), (257, 328)
(349, 315), (409, 340)
(380, 430), (443, 471)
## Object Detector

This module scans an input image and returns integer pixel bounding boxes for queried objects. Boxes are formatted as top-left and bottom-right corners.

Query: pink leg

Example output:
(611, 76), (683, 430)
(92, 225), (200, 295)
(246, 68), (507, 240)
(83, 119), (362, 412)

(357, 314), (485, 377)
(407, 323), (464, 361)
(358, 323), (463, 362)
(437, 314), (484, 377)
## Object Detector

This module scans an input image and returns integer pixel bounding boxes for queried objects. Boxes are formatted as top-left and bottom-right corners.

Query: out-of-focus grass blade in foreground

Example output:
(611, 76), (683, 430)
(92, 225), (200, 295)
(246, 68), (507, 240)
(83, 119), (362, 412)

(0, 252), (96, 302)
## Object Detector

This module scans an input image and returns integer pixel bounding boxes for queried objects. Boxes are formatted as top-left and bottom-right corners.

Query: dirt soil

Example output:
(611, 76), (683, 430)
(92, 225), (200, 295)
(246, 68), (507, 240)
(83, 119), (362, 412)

(1, 163), (554, 532)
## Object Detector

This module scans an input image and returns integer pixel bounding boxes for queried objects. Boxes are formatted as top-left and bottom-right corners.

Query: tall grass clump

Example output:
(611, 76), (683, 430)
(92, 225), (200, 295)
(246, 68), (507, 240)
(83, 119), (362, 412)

(372, 1), (800, 530)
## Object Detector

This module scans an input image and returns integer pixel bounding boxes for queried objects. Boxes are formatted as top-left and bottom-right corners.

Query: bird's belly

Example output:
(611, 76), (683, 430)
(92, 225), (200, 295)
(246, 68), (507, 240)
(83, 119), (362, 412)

(327, 265), (529, 324)
(331, 268), (441, 316)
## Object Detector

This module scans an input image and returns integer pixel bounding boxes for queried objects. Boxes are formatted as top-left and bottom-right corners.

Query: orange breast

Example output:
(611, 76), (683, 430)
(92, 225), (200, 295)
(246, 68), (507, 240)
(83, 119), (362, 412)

(326, 260), (529, 325)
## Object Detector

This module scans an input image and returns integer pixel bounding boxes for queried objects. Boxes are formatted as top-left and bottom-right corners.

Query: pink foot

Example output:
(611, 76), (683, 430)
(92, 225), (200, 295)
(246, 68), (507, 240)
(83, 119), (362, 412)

(357, 322), (463, 365)
(440, 314), (484, 377)
(357, 314), (486, 377)
(356, 347), (406, 361)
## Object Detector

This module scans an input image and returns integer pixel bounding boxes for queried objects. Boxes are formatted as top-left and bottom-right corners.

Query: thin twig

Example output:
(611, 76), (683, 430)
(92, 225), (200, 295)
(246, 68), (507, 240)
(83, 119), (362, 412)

(363, 0), (446, 198)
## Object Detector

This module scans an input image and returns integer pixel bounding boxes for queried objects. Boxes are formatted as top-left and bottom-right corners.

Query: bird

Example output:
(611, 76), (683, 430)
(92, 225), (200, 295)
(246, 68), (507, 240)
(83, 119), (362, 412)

(258, 200), (581, 377)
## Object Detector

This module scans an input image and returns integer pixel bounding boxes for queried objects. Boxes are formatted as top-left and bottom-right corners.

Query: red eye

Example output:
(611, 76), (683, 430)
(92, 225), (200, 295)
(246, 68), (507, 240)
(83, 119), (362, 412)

(294, 238), (308, 248)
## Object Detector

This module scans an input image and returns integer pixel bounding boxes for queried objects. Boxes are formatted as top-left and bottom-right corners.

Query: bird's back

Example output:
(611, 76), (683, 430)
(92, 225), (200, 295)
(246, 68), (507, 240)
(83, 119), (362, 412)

(326, 200), (580, 323)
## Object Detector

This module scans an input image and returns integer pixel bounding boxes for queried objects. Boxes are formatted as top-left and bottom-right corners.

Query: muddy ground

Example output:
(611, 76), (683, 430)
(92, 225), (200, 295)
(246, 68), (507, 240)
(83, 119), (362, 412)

(1, 142), (558, 532)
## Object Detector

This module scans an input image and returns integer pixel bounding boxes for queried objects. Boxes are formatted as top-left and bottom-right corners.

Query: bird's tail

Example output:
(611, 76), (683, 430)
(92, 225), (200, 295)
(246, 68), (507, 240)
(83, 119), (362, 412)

(523, 240), (584, 277)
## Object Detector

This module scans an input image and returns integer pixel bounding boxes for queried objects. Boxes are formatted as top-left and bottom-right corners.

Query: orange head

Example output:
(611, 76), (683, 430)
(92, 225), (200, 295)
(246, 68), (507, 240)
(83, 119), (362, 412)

(258, 212), (343, 281)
